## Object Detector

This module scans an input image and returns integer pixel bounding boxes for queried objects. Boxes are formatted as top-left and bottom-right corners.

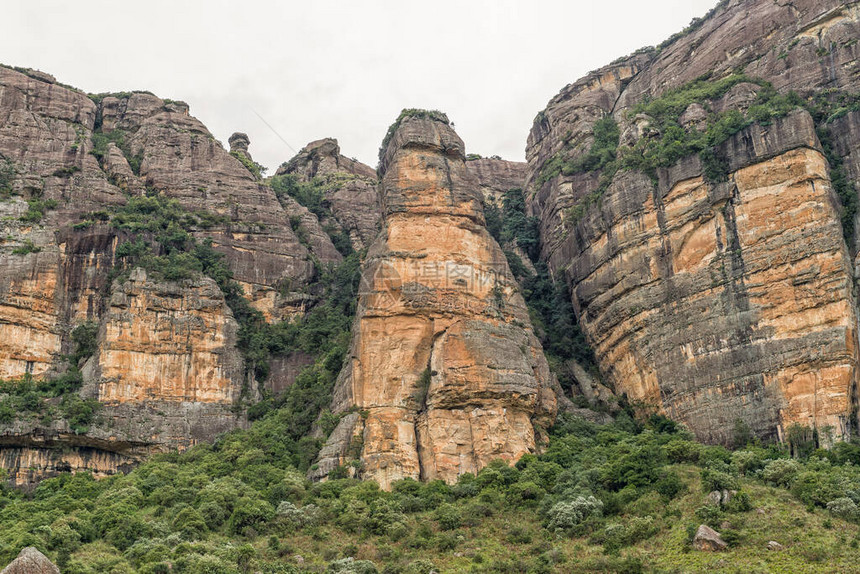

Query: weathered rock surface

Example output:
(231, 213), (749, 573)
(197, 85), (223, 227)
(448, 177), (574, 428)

(101, 97), (341, 319)
(525, 0), (860, 444)
(465, 156), (527, 205)
(0, 439), (141, 489)
(0, 547), (60, 574)
(0, 66), (340, 484)
(87, 267), (244, 410)
(229, 131), (252, 158)
(277, 138), (381, 251)
(313, 115), (558, 489)
(693, 524), (728, 551)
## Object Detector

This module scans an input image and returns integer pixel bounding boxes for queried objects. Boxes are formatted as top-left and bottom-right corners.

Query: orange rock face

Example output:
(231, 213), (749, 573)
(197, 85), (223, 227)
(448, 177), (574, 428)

(313, 116), (558, 489)
(539, 111), (859, 444)
(94, 268), (243, 405)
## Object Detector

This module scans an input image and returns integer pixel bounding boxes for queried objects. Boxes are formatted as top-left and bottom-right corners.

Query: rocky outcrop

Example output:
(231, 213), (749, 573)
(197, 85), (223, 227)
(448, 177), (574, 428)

(465, 157), (527, 205)
(525, 0), (860, 444)
(99, 95), (341, 319)
(229, 132), (252, 157)
(82, 268), (245, 445)
(1, 547), (60, 574)
(313, 115), (559, 489)
(276, 138), (381, 251)
(0, 440), (141, 489)
(277, 138), (376, 181)
(0, 66), (339, 484)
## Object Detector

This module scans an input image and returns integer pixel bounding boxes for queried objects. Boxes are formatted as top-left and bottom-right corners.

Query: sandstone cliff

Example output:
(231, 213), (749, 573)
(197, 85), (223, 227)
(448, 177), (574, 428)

(0, 65), (356, 486)
(313, 113), (559, 489)
(525, 0), (860, 444)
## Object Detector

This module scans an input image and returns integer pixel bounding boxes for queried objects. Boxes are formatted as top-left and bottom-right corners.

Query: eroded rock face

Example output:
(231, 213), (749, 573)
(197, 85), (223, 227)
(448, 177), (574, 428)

(104, 96), (340, 319)
(82, 268), (245, 446)
(313, 116), (558, 489)
(465, 157), (527, 205)
(0, 442), (139, 490)
(525, 0), (860, 444)
(92, 268), (243, 405)
(576, 113), (858, 443)
(0, 67), (299, 484)
(277, 138), (381, 251)
(0, 547), (60, 574)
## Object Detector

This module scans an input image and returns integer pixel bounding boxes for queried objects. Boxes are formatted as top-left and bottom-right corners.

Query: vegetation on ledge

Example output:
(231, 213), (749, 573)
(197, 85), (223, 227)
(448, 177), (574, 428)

(535, 74), (809, 228)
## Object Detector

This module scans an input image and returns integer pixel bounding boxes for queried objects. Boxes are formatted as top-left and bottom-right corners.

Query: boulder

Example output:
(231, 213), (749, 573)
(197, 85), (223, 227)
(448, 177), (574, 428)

(1, 547), (60, 574)
(693, 525), (728, 552)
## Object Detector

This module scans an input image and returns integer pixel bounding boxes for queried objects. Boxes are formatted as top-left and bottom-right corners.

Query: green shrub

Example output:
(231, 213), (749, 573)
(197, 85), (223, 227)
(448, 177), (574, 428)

(172, 507), (208, 539)
(654, 469), (685, 500)
(11, 239), (41, 255)
(70, 322), (99, 365)
(725, 491), (752, 513)
(0, 158), (15, 196)
(20, 198), (58, 223)
(597, 516), (657, 551)
(230, 150), (266, 180)
(433, 503), (462, 531)
(827, 497), (860, 521)
(664, 439), (702, 463)
(546, 496), (603, 532)
(731, 449), (765, 475)
(228, 497), (274, 534)
(761, 458), (801, 486)
(505, 481), (546, 508)
(701, 468), (738, 493)
(694, 504), (722, 528)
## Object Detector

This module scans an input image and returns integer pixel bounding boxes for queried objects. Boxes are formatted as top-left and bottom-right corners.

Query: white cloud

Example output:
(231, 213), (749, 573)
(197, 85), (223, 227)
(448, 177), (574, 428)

(4, 0), (717, 170)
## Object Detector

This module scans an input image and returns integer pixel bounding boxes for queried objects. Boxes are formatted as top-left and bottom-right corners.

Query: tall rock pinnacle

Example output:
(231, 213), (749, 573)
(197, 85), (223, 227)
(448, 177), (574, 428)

(313, 112), (559, 489)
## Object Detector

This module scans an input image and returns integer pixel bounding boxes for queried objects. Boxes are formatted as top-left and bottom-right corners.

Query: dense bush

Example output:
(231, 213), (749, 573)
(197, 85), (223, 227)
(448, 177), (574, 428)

(546, 496), (603, 532)
(0, 406), (858, 570)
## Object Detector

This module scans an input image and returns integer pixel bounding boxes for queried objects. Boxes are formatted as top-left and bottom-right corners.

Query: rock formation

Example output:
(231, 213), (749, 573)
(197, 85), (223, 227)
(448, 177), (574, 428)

(228, 132), (252, 158)
(313, 114), (559, 489)
(0, 547), (60, 574)
(465, 156), (527, 206)
(276, 138), (381, 251)
(525, 0), (860, 444)
(0, 65), (356, 485)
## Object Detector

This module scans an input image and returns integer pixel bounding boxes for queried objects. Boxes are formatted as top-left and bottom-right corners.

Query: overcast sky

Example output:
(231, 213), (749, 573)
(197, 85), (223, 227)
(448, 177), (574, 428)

(4, 0), (716, 170)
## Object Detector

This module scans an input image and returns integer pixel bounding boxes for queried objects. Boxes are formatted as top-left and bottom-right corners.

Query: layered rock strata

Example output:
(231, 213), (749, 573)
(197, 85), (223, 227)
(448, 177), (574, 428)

(570, 112), (856, 443)
(313, 116), (558, 488)
(525, 0), (860, 444)
(83, 268), (245, 443)
(0, 66), (348, 483)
